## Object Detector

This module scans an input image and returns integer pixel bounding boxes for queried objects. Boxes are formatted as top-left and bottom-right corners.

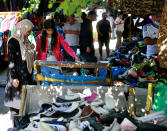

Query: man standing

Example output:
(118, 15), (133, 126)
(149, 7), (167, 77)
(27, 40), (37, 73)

(107, 12), (116, 39)
(64, 15), (80, 61)
(115, 12), (124, 49)
(79, 11), (97, 62)
(97, 12), (111, 60)
(143, 12), (161, 59)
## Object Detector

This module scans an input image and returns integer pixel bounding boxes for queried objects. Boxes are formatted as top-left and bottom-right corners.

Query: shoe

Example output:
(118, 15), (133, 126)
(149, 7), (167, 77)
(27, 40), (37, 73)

(52, 102), (79, 113)
(70, 108), (82, 119)
(40, 108), (82, 119)
(85, 92), (98, 103)
(91, 105), (109, 115)
(39, 122), (67, 131)
(56, 97), (81, 103)
(120, 118), (137, 131)
(104, 93), (115, 111)
(87, 118), (103, 131)
(65, 89), (80, 100)
(69, 120), (78, 131)
(80, 105), (93, 118)
(90, 99), (104, 106)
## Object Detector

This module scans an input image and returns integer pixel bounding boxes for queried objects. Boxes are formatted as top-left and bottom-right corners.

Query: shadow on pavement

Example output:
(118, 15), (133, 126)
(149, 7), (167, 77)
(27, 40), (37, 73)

(0, 88), (10, 115)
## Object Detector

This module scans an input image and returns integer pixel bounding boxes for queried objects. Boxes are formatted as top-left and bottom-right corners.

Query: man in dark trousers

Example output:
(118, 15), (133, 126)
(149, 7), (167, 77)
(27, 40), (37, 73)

(79, 11), (97, 62)
(97, 12), (111, 60)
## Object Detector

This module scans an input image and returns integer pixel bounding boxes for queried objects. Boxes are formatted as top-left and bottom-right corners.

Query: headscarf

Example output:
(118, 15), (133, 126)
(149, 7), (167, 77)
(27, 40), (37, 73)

(8, 19), (34, 74)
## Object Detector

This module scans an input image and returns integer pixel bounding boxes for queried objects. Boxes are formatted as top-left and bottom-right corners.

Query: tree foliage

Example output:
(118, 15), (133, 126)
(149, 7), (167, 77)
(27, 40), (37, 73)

(21, 0), (107, 16)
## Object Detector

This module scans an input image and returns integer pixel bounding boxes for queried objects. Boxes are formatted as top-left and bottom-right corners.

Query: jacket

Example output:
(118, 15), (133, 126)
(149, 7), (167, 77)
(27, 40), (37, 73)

(36, 33), (76, 61)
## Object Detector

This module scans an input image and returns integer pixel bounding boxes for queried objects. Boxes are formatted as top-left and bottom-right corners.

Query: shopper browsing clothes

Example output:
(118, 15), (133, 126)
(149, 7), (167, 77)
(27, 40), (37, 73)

(36, 19), (79, 75)
(4, 19), (35, 126)
(64, 15), (80, 61)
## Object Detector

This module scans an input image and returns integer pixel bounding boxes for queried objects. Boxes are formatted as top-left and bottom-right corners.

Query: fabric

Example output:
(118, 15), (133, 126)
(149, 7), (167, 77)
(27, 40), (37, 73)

(79, 19), (94, 56)
(107, 16), (114, 29)
(36, 33), (76, 61)
(64, 21), (80, 46)
(66, 45), (77, 61)
(143, 23), (159, 58)
(116, 31), (122, 49)
(96, 19), (111, 40)
(8, 19), (34, 74)
(46, 37), (57, 61)
(4, 38), (34, 109)
(115, 17), (124, 32)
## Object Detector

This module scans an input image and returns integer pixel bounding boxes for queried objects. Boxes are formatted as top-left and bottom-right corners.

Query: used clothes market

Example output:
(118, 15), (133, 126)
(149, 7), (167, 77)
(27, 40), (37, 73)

(0, 0), (167, 131)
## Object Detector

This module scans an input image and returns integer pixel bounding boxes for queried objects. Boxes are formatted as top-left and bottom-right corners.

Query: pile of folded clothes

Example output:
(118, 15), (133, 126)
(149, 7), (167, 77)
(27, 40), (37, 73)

(8, 88), (167, 131)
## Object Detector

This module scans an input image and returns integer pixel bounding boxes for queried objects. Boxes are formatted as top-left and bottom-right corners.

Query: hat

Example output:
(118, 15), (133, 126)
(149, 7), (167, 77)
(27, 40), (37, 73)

(88, 11), (97, 16)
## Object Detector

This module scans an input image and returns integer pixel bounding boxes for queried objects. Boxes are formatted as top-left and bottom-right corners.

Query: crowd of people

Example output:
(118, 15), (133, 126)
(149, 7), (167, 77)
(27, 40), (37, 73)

(3, 8), (162, 129)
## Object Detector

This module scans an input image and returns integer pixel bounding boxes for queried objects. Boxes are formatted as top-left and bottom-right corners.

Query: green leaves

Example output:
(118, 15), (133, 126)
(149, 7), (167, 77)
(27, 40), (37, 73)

(21, 0), (104, 17)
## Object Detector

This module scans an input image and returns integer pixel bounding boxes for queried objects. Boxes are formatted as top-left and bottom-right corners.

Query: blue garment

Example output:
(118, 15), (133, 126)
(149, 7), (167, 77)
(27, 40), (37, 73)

(55, 25), (64, 37)
(66, 45), (77, 61)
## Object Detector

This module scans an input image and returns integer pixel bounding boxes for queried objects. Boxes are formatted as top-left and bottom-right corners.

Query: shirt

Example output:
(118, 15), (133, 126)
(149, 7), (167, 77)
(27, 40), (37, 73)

(96, 19), (111, 40)
(64, 21), (80, 46)
(47, 37), (57, 61)
(115, 17), (124, 32)
(143, 23), (159, 58)
(107, 16), (114, 29)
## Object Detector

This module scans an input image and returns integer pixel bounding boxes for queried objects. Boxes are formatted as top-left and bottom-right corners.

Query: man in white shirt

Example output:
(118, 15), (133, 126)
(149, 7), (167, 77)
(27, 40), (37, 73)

(64, 15), (80, 61)
(143, 12), (161, 59)
(107, 13), (115, 39)
(115, 12), (124, 49)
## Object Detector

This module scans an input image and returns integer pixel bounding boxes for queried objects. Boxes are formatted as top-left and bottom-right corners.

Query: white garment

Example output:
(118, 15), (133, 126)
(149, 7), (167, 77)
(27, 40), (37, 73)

(107, 16), (114, 29)
(64, 21), (80, 46)
(47, 37), (56, 61)
(143, 23), (159, 58)
(115, 17), (124, 32)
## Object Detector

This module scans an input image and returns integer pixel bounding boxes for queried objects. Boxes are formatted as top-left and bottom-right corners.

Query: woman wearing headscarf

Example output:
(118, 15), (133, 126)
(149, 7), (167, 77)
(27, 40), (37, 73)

(4, 19), (35, 124)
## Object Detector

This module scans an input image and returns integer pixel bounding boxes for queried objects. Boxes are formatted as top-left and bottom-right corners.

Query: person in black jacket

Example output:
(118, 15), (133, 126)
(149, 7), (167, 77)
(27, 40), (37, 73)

(79, 11), (97, 62)
(4, 19), (35, 126)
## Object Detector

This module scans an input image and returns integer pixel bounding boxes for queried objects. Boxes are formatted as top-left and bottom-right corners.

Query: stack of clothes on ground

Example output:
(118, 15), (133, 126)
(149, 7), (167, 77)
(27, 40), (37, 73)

(8, 88), (167, 131)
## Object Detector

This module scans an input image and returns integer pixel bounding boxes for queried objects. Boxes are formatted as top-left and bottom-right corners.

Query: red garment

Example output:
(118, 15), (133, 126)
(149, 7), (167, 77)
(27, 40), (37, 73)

(36, 33), (76, 61)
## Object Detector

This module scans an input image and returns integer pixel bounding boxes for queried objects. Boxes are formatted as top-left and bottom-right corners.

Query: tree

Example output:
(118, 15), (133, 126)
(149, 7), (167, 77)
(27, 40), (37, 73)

(21, 0), (107, 16)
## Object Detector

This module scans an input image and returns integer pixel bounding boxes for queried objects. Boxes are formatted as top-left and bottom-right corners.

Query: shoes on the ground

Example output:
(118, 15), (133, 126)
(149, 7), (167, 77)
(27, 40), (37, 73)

(91, 105), (109, 115)
(103, 93), (116, 111)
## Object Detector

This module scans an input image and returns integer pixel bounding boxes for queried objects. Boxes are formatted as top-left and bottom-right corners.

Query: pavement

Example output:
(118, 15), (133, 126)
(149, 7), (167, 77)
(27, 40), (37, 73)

(0, 61), (12, 131)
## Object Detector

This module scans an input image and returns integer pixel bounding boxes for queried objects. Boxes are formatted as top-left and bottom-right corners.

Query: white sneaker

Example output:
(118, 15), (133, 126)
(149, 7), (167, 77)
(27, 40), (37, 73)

(104, 93), (116, 111)
(69, 120), (78, 131)
(90, 99), (104, 106)
(52, 102), (79, 113)
(70, 108), (82, 119)
(65, 89), (80, 100)
(91, 105), (109, 115)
